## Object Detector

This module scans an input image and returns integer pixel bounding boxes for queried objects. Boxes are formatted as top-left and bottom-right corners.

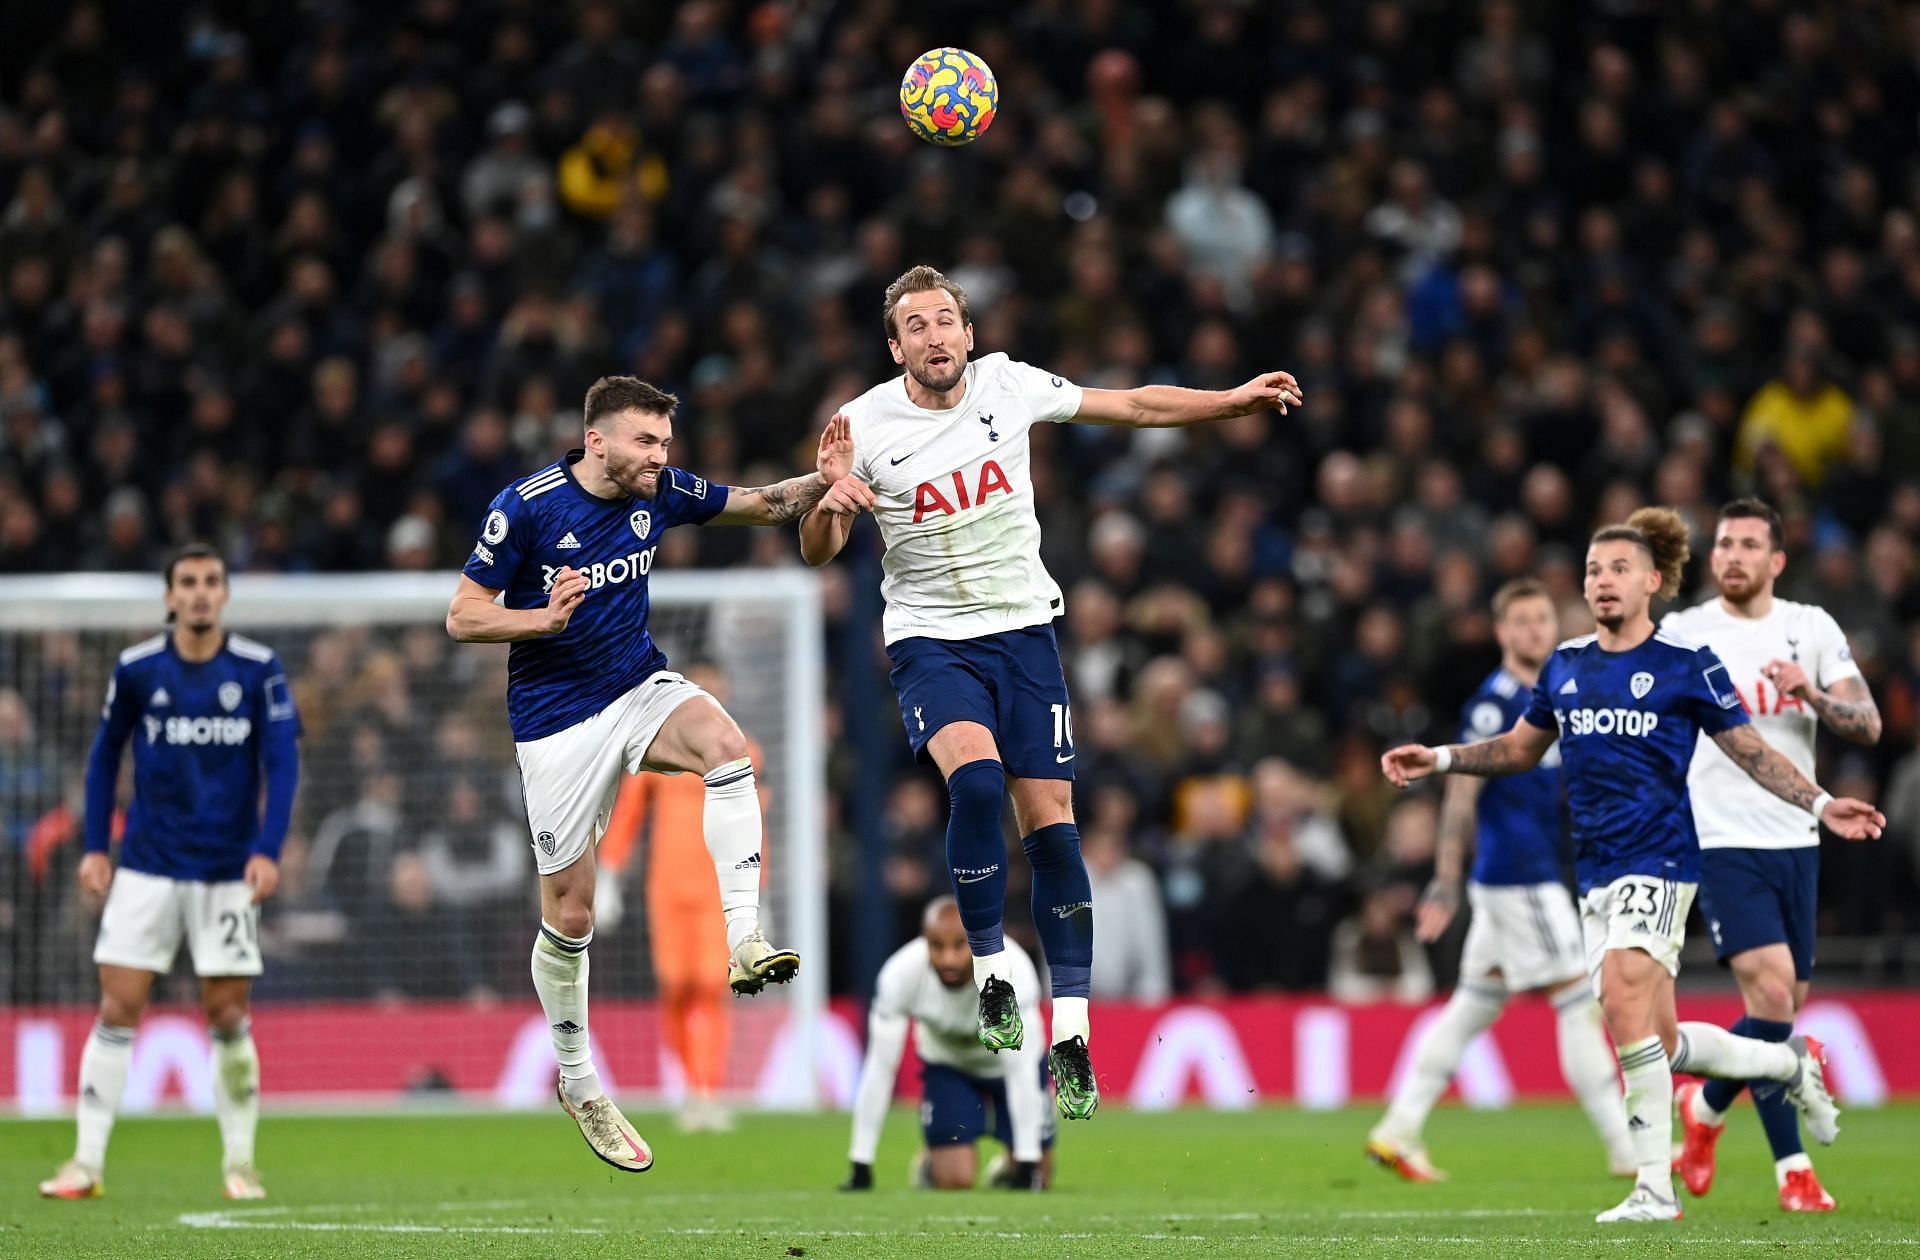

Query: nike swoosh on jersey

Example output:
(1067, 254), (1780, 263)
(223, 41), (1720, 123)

(890, 452), (916, 465)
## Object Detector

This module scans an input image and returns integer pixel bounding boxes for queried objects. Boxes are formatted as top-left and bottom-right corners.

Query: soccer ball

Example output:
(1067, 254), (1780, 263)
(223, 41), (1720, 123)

(899, 47), (998, 147)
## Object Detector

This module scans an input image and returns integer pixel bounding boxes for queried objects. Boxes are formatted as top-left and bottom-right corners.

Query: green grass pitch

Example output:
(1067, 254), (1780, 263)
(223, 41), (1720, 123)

(7, 1104), (1919, 1257)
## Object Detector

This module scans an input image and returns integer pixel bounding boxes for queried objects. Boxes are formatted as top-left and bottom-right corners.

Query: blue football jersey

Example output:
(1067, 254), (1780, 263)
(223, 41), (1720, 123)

(85, 632), (302, 882)
(1522, 629), (1749, 892)
(462, 451), (728, 742)
(1460, 667), (1566, 887)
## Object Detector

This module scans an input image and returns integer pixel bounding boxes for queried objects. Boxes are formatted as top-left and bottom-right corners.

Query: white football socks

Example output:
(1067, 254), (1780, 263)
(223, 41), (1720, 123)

(211, 1019), (261, 1168)
(532, 923), (601, 1107)
(1616, 1036), (1675, 1195)
(1552, 983), (1633, 1169)
(703, 759), (763, 952)
(971, 949), (1013, 989)
(1051, 996), (1090, 1047)
(1376, 980), (1506, 1144)
(1672, 1022), (1798, 1082)
(74, 1021), (134, 1171)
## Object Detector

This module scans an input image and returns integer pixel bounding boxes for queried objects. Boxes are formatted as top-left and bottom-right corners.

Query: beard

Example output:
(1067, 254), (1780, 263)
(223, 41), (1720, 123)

(906, 353), (966, 394)
(605, 451), (660, 498)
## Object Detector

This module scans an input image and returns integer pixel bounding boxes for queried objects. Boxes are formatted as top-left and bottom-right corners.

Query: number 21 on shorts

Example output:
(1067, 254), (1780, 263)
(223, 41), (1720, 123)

(1051, 703), (1074, 763)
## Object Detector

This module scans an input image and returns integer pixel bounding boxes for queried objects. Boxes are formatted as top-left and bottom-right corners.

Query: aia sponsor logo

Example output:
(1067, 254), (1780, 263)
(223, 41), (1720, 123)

(913, 459), (1013, 523)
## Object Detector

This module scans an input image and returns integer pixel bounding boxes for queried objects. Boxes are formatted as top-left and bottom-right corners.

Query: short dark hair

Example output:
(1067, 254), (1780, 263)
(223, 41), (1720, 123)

(165, 542), (225, 587)
(583, 376), (678, 431)
(1491, 577), (1551, 621)
(883, 264), (971, 340)
(1717, 497), (1784, 551)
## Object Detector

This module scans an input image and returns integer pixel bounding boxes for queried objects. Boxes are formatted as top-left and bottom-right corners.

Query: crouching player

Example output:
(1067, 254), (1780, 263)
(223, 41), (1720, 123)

(842, 898), (1054, 1191)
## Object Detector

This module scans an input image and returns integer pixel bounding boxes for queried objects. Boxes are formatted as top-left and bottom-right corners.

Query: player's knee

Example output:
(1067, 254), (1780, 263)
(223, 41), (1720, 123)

(948, 759), (1006, 818)
(1021, 821), (1081, 871)
(204, 1003), (249, 1036)
(1743, 976), (1796, 1020)
(1732, 956), (1796, 1019)
(547, 903), (595, 941)
(703, 721), (750, 772)
(930, 1161), (974, 1190)
(98, 993), (145, 1028)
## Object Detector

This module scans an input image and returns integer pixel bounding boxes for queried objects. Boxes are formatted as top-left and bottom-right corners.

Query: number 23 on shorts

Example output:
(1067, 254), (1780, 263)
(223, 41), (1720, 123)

(1616, 880), (1664, 917)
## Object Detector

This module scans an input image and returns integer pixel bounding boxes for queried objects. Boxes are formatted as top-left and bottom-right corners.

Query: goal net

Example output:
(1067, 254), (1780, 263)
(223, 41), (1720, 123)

(0, 569), (827, 1113)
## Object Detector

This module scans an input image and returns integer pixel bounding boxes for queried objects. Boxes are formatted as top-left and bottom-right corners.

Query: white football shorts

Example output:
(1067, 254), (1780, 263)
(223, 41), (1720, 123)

(1458, 880), (1587, 992)
(93, 867), (262, 977)
(514, 670), (713, 875)
(1581, 874), (1696, 1000)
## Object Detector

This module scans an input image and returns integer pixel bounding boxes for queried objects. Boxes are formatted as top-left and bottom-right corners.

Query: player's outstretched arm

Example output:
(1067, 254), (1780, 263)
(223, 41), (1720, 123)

(445, 572), (586, 642)
(1073, 371), (1304, 428)
(1710, 725), (1886, 839)
(717, 412), (855, 527)
(1382, 721), (1554, 788)
(714, 473), (834, 525)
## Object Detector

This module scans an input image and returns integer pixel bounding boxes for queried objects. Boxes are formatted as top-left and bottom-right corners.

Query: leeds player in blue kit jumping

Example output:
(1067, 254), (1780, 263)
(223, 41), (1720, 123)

(41, 545), (301, 1203)
(1367, 579), (1632, 1183)
(447, 376), (849, 1172)
(1383, 508), (1881, 1223)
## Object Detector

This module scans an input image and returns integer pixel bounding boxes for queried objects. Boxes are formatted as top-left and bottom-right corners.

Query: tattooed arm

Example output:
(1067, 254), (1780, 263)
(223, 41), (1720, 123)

(1709, 724), (1885, 839)
(1381, 720), (1556, 787)
(1415, 774), (1485, 942)
(1711, 724), (1825, 811)
(711, 474), (832, 525)
(1809, 676), (1883, 745)
(1769, 665), (1883, 746)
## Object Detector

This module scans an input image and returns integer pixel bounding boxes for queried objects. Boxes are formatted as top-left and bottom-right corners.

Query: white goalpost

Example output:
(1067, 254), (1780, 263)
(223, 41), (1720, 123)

(0, 569), (828, 1113)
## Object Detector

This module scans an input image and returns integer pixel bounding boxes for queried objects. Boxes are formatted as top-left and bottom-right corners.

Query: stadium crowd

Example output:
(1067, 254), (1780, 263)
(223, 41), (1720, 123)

(3, 1), (1920, 1003)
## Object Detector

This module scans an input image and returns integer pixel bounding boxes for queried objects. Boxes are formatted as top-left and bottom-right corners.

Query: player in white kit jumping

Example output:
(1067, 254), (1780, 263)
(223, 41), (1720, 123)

(1662, 499), (1881, 1213)
(798, 264), (1302, 1121)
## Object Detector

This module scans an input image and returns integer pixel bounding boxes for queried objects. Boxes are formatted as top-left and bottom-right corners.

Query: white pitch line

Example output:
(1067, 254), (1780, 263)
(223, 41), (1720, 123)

(172, 1201), (1920, 1247)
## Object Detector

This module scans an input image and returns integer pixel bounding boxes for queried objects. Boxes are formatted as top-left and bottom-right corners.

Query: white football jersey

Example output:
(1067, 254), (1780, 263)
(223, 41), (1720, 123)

(871, 935), (1042, 1075)
(1662, 597), (1862, 849)
(844, 353), (1083, 644)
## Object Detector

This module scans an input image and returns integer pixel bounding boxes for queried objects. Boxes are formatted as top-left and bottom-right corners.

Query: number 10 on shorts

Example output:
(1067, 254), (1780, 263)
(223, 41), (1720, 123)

(1051, 703), (1073, 760)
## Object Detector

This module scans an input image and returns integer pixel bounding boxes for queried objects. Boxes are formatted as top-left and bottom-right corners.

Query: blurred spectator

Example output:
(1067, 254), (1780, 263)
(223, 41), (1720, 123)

(1209, 817), (1344, 993)
(1736, 351), (1856, 488)
(1329, 882), (1435, 1004)
(1082, 789), (1169, 1002)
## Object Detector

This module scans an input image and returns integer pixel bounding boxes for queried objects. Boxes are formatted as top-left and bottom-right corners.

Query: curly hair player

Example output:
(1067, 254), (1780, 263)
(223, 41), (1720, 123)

(1381, 508), (1882, 1223)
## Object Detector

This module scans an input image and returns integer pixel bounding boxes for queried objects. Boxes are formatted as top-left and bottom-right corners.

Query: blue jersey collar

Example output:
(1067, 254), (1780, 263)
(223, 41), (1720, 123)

(167, 631), (229, 666)
(560, 449), (630, 507)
